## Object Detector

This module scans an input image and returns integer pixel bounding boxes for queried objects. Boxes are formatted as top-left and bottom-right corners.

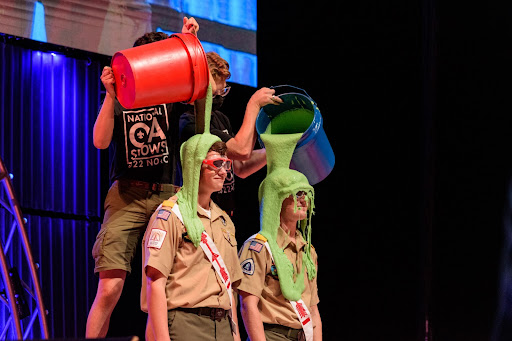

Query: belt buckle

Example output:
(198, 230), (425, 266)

(210, 308), (224, 322)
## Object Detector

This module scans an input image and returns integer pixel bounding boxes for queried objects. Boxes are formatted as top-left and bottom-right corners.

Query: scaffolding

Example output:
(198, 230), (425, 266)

(0, 156), (49, 340)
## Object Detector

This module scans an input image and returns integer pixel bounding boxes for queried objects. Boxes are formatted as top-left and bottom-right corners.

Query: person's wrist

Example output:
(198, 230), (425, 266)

(247, 98), (261, 110)
(106, 91), (116, 100)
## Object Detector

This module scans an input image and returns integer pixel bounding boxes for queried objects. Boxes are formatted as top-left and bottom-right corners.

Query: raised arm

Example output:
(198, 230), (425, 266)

(93, 66), (116, 149)
(226, 87), (282, 160)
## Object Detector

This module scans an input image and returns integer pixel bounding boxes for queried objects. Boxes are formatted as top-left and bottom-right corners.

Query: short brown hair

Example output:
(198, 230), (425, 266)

(206, 52), (231, 80)
(208, 141), (227, 156)
(133, 32), (169, 47)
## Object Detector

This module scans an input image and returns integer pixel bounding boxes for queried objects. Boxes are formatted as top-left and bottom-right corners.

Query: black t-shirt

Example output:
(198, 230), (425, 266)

(109, 99), (180, 184)
(179, 108), (236, 214)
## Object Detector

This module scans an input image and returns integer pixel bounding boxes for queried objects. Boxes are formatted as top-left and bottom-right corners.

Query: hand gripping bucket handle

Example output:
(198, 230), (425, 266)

(270, 84), (315, 104)
(256, 85), (335, 185)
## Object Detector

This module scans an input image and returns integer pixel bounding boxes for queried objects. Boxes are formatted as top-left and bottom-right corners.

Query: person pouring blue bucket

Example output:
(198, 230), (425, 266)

(256, 85), (335, 185)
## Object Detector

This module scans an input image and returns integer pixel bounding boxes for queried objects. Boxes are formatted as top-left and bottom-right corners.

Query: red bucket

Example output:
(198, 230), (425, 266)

(111, 33), (209, 109)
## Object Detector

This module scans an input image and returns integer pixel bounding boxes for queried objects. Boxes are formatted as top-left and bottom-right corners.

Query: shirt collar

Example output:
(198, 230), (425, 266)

(277, 225), (307, 251)
(196, 200), (223, 223)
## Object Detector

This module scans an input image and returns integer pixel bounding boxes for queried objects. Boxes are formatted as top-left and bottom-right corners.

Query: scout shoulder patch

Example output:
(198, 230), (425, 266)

(248, 240), (264, 253)
(157, 209), (171, 221)
(147, 229), (167, 249)
(241, 258), (255, 275)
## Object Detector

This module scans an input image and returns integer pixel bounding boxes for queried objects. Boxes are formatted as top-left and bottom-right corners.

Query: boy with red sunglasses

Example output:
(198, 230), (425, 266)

(141, 135), (242, 341)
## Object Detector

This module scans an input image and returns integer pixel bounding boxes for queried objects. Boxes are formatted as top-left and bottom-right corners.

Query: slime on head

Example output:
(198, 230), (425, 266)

(177, 84), (221, 247)
(258, 130), (316, 302)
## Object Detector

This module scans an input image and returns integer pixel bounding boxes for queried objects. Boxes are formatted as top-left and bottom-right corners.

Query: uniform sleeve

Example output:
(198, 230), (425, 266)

(143, 209), (181, 277)
(236, 239), (269, 299)
(309, 247), (320, 306)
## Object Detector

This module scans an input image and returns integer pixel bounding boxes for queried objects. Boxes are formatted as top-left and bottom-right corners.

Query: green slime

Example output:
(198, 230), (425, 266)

(264, 109), (314, 135)
(259, 117), (316, 302)
(177, 84), (220, 247)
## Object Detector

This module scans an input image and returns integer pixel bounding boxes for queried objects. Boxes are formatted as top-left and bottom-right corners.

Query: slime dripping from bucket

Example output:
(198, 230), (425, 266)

(176, 84), (221, 247)
(256, 89), (335, 185)
(258, 132), (316, 302)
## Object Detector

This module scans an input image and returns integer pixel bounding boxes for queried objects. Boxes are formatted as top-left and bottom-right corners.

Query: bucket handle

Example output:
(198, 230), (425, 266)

(270, 85), (316, 105)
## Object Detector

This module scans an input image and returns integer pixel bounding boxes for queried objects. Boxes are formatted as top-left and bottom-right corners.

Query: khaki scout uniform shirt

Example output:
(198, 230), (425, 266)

(237, 227), (319, 329)
(140, 197), (242, 312)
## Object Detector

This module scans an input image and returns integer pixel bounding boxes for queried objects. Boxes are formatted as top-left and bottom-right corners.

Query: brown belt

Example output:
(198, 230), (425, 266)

(119, 179), (179, 193)
(174, 307), (229, 322)
(264, 323), (303, 340)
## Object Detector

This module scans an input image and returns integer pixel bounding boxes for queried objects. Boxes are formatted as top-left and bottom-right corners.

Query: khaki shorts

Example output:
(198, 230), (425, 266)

(92, 180), (179, 274)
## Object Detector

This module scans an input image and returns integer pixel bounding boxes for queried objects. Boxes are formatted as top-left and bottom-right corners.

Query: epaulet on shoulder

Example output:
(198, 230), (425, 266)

(162, 199), (175, 208)
(255, 233), (267, 243)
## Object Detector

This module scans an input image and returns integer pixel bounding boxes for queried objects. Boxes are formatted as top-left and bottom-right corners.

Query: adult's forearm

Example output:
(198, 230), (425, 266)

(233, 148), (267, 178)
(226, 101), (261, 160)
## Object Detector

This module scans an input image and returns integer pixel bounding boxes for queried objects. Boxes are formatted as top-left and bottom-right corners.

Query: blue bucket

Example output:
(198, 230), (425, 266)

(256, 85), (335, 185)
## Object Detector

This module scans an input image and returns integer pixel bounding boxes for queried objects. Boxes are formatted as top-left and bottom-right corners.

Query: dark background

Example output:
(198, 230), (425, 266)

(251, 0), (511, 340)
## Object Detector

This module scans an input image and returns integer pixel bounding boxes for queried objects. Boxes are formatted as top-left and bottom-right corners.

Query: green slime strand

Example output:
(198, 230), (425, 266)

(259, 132), (316, 302)
(177, 84), (220, 247)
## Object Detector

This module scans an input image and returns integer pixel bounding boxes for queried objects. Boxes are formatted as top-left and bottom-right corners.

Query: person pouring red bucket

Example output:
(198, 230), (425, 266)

(87, 15), (282, 341)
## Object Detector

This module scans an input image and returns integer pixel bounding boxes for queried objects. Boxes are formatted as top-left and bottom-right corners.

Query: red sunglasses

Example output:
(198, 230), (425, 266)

(202, 157), (232, 171)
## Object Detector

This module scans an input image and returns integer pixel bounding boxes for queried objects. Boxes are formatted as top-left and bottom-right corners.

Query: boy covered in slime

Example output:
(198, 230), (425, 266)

(237, 132), (322, 341)
(141, 86), (242, 341)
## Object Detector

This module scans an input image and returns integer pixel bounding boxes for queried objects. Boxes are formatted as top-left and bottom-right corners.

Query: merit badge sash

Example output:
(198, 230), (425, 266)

(247, 234), (314, 341)
(171, 203), (237, 333)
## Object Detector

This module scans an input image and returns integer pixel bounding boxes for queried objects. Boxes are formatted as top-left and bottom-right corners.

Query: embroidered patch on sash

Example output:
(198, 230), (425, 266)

(157, 209), (171, 221)
(241, 258), (255, 275)
(249, 241), (263, 253)
(147, 229), (167, 249)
